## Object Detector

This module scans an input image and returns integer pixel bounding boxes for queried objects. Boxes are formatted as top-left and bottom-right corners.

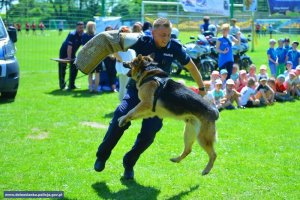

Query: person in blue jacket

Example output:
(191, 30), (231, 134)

(58, 22), (84, 90)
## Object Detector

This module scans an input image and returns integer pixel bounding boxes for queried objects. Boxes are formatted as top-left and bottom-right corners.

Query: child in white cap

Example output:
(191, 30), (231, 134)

(212, 79), (225, 110)
(257, 65), (269, 81)
(222, 79), (241, 109)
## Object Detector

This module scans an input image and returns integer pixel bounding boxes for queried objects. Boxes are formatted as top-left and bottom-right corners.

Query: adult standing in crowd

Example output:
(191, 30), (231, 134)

(39, 21), (45, 34)
(82, 21), (102, 93)
(94, 18), (206, 180)
(114, 26), (136, 101)
(58, 21), (84, 90)
(200, 16), (210, 33)
(142, 21), (152, 36)
(216, 23), (241, 79)
(25, 22), (30, 35)
(229, 18), (240, 36)
(58, 21), (64, 36)
(31, 21), (36, 35)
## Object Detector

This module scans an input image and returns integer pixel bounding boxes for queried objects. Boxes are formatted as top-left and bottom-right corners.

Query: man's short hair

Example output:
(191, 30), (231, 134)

(153, 18), (172, 30)
(77, 21), (84, 26)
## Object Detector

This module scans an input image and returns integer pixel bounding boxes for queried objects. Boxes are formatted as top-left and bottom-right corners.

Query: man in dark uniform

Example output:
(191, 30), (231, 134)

(94, 18), (206, 179)
(58, 22), (84, 90)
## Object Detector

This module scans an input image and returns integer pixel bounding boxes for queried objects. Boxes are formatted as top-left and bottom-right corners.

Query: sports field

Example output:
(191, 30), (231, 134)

(0, 30), (299, 199)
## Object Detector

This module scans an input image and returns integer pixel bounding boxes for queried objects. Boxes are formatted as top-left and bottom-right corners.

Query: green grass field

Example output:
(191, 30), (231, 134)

(0, 30), (300, 199)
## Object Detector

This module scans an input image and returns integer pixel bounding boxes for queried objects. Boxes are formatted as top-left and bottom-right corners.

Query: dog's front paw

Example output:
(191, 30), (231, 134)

(118, 116), (129, 127)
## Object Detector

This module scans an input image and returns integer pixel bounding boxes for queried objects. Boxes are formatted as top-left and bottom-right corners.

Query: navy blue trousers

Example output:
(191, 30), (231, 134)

(96, 87), (163, 170)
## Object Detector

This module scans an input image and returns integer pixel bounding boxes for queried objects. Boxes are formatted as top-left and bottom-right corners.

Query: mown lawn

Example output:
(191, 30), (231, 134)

(0, 30), (299, 199)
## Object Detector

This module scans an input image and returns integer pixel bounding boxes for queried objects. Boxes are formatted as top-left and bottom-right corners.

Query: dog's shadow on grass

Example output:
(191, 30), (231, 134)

(92, 179), (199, 200)
(92, 179), (160, 200)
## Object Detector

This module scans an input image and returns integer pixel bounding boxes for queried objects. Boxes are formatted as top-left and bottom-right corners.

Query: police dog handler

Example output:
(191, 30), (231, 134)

(78, 18), (206, 179)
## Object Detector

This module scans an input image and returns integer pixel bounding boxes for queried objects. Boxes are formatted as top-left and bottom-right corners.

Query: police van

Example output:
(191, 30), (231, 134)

(0, 17), (19, 100)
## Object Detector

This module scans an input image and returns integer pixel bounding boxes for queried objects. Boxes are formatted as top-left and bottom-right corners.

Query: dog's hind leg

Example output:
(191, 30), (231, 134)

(170, 119), (199, 163)
(197, 120), (217, 175)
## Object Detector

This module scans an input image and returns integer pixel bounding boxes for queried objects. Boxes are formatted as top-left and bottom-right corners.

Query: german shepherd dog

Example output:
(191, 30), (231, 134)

(118, 55), (219, 175)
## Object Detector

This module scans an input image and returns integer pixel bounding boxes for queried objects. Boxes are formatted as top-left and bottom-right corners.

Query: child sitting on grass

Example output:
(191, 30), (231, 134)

(257, 65), (269, 81)
(230, 64), (239, 82)
(236, 70), (248, 92)
(286, 71), (300, 98)
(255, 77), (275, 105)
(247, 64), (258, 82)
(269, 75), (293, 102)
(239, 77), (260, 108)
(222, 79), (241, 109)
(284, 61), (293, 80)
(220, 69), (228, 89)
(210, 70), (220, 91)
(203, 81), (215, 105)
(212, 79), (225, 110)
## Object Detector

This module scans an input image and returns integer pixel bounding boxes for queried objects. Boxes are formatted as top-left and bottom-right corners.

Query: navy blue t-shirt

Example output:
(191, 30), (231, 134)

(60, 30), (82, 58)
(127, 36), (190, 88)
(82, 33), (95, 45)
(200, 22), (210, 32)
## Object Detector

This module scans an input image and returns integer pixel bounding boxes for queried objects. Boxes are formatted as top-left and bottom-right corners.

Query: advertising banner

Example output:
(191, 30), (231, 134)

(243, 0), (258, 12)
(268, 0), (300, 15)
(180, 0), (230, 16)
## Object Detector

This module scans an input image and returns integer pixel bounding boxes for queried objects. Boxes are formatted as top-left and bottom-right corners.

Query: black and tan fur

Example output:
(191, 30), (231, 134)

(118, 55), (219, 175)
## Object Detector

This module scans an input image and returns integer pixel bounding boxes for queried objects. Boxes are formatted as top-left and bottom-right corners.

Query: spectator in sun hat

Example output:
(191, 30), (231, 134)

(210, 70), (220, 90)
(286, 41), (300, 69)
(236, 69), (248, 92)
(267, 38), (277, 77)
(275, 38), (288, 76)
(257, 65), (269, 81)
(284, 38), (292, 51)
(212, 79), (225, 110)
(220, 69), (228, 89)
(223, 79), (241, 109)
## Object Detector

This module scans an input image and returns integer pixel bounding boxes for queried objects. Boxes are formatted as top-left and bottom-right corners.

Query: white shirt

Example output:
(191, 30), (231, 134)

(240, 86), (256, 106)
(230, 25), (240, 36)
(115, 49), (136, 75)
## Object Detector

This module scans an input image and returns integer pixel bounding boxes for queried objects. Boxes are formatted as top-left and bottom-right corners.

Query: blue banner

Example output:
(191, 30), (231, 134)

(268, 0), (300, 15)
(180, 0), (230, 16)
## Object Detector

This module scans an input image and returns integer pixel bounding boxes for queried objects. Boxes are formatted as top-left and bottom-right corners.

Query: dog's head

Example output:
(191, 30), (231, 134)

(126, 54), (157, 81)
